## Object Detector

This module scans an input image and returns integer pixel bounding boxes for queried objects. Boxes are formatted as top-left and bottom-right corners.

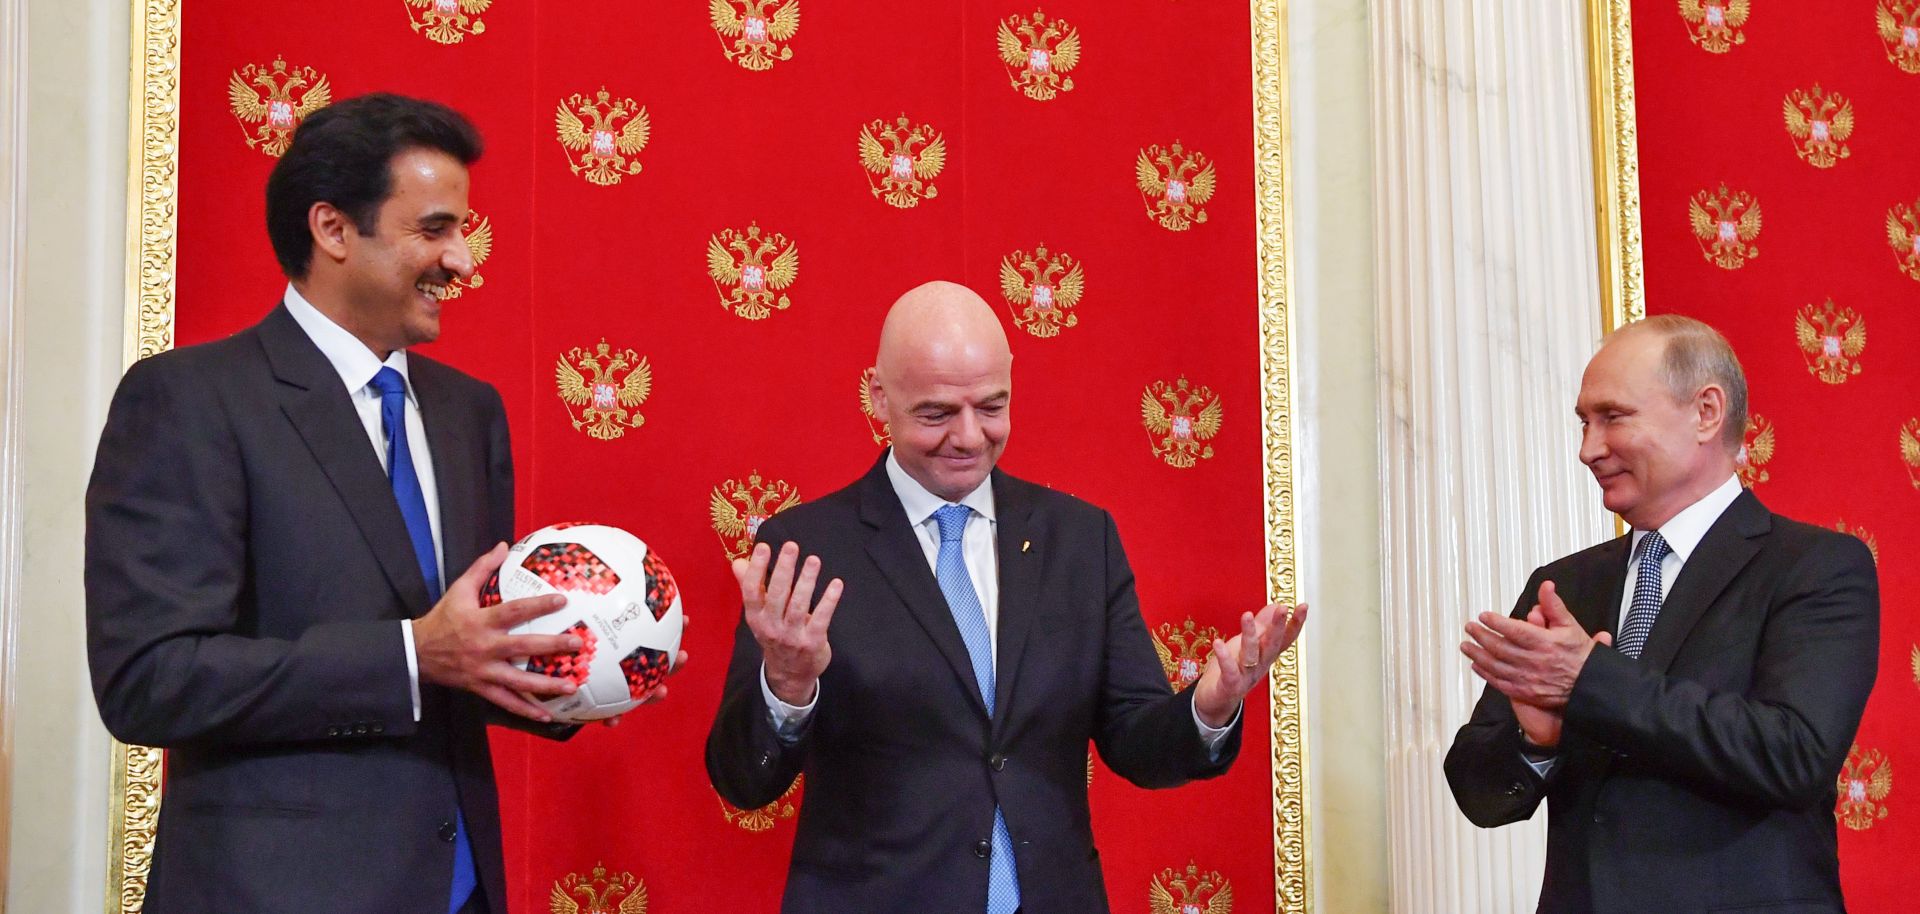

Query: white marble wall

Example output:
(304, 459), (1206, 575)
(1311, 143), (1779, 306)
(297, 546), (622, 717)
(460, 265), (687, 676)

(1369, 0), (1616, 911)
(5, 0), (126, 909)
(1289, 0), (1389, 910)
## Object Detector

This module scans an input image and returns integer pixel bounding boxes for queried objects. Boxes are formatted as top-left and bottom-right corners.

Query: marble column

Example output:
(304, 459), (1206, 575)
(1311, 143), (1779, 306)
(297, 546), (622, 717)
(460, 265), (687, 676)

(1369, 1), (1615, 911)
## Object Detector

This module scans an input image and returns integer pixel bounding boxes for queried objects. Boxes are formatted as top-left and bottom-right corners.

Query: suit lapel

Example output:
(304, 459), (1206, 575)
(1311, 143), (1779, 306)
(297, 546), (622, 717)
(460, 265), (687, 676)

(258, 305), (434, 614)
(1579, 535), (1631, 639)
(989, 471), (1041, 730)
(857, 459), (992, 720)
(413, 360), (477, 580)
(1639, 490), (1769, 673)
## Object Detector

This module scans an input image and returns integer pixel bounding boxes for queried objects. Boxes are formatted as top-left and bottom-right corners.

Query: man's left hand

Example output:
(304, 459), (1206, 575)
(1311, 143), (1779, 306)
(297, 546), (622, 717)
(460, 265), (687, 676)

(1462, 581), (1612, 710)
(1191, 602), (1310, 728)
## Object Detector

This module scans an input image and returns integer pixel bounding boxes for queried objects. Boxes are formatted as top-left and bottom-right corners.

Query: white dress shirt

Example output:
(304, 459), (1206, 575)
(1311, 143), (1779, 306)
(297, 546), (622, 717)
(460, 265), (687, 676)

(763, 452), (1237, 753)
(283, 285), (442, 721)
(1524, 473), (1743, 776)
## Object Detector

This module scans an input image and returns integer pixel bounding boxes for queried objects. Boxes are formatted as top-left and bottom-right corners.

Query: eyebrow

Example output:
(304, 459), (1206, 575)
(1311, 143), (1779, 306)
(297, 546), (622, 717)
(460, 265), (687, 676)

(417, 210), (462, 228)
(912, 390), (1009, 412)
(1575, 399), (1630, 418)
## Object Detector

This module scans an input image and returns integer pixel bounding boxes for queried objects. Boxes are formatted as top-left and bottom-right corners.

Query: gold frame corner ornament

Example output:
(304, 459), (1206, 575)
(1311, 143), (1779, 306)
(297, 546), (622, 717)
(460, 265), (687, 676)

(1587, 0), (1646, 335)
(1250, 0), (1310, 910)
(119, 0), (1310, 908)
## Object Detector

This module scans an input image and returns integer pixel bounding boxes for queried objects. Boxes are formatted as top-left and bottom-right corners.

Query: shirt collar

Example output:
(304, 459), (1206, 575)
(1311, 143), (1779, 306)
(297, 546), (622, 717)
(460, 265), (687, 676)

(884, 449), (997, 527)
(282, 283), (413, 400)
(1631, 474), (1743, 564)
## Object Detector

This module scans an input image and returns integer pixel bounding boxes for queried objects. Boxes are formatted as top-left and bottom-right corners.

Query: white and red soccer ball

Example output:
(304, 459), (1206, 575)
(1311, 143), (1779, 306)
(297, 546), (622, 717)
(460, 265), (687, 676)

(481, 522), (684, 723)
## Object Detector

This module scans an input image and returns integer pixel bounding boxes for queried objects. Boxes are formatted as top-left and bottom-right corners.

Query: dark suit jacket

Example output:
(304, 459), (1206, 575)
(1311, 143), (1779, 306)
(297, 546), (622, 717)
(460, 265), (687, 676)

(86, 305), (525, 914)
(1445, 491), (1879, 914)
(706, 456), (1240, 913)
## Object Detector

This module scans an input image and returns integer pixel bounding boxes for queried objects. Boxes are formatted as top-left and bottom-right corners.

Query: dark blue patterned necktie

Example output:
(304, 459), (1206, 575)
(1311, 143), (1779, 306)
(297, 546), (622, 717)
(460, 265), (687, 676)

(1616, 531), (1672, 659)
(368, 367), (474, 914)
(931, 505), (1019, 914)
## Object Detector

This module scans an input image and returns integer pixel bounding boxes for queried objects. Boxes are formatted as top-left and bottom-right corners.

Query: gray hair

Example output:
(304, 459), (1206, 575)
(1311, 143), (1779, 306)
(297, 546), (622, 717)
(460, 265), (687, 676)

(1618, 315), (1748, 452)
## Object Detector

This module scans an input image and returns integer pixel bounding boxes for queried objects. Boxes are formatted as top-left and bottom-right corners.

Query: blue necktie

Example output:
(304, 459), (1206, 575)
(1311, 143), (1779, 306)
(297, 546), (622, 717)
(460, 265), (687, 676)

(368, 367), (475, 914)
(1616, 531), (1671, 659)
(932, 504), (1019, 914)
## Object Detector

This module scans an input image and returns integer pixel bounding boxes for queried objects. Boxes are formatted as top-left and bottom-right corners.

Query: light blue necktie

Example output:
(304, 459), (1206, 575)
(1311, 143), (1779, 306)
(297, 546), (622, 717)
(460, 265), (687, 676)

(932, 504), (1019, 914)
(369, 367), (476, 914)
(1616, 531), (1671, 659)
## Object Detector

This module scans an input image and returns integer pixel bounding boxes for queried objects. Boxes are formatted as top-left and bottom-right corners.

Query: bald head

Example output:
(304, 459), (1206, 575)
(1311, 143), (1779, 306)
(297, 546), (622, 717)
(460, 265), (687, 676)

(875, 281), (1011, 383)
(871, 281), (1013, 502)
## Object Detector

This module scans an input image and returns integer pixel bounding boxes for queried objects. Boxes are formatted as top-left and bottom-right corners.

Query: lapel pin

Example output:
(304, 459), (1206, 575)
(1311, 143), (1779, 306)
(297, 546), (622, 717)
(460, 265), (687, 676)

(1022, 540), (1031, 553)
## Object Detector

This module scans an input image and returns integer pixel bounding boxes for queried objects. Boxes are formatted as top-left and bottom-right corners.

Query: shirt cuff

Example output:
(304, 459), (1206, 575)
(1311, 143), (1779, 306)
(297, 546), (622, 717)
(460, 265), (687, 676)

(1523, 753), (1559, 779)
(401, 620), (422, 723)
(1193, 700), (1241, 761)
(760, 663), (817, 743)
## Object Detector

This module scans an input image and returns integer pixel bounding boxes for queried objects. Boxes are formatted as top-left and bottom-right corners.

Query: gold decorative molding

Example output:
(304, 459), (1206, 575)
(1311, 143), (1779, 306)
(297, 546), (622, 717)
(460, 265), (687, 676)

(126, 0), (179, 364)
(115, 1), (179, 910)
(1250, 0), (1309, 909)
(108, 743), (164, 914)
(1587, 0), (1646, 334)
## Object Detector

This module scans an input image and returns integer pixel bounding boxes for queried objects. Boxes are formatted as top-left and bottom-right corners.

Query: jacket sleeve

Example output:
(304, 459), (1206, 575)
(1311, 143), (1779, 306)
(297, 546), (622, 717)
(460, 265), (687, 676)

(85, 356), (416, 748)
(704, 518), (809, 808)
(1092, 511), (1240, 788)
(1564, 534), (1879, 809)
(1444, 569), (1556, 828)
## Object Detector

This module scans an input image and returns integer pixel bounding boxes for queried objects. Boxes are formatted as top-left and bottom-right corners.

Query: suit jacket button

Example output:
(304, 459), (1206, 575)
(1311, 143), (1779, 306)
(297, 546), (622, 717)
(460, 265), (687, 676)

(439, 821), (458, 842)
(988, 753), (1007, 772)
(1505, 782), (1525, 796)
(1592, 812), (1606, 825)
(974, 839), (991, 859)
(326, 726), (341, 737)
(354, 723), (370, 735)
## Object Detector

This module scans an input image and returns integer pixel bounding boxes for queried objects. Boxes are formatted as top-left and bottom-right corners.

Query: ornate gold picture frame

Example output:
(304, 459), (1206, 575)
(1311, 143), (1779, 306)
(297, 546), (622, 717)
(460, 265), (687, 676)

(1586, 0), (1646, 334)
(116, 1), (1307, 910)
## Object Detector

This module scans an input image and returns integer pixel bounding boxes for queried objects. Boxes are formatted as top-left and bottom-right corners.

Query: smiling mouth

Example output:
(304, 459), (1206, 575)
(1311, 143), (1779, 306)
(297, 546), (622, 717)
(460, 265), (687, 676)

(415, 279), (450, 301)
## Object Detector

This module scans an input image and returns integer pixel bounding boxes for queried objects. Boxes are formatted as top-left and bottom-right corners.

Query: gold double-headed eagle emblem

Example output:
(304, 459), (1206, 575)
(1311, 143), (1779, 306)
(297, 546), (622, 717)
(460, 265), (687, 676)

(1148, 861), (1234, 914)
(1879, 1), (1920, 73)
(555, 341), (652, 441)
(1679, 0), (1748, 53)
(227, 56), (332, 158)
(1737, 415), (1774, 488)
(859, 116), (947, 208)
(549, 863), (646, 914)
(1689, 184), (1761, 270)
(1835, 744), (1893, 831)
(710, 0), (800, 70)
(1783, 85), (1853, 168)
(555, 89), (650, 187)
(858, 368), (892, 446)
(439, 212), (492, 301)
(1142, 377), (1223, 468)
(403, 0), (491, 45)
(999, 245), (1085, 338)
(716, 775), (804, 833)
(1152, 619), (1220, 693)
(1137, 142), (1216, 231)
(709, 472), (801, 560)
(1901, 418), (1920, 489)
(707, 223), (799, 320)
(997, 9), (1081, 101)
(1794, 299), (1865, 385)
(1887, 200), (1920, 282)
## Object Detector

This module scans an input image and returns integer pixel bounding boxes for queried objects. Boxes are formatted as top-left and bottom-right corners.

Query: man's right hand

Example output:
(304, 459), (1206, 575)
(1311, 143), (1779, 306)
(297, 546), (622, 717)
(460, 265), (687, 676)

(735, 541), (843, 707)
(415, 543), (584, 723)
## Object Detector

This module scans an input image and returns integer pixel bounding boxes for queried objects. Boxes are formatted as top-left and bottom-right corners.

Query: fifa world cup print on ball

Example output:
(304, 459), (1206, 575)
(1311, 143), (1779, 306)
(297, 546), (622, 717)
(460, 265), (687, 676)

(481, 523), (684, 722)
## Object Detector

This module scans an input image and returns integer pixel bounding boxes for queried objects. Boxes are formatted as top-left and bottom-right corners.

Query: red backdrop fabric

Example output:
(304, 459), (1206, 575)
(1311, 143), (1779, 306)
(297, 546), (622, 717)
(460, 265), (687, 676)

(1631, 2), (1919, 908)
(166, 1), (1278, 910)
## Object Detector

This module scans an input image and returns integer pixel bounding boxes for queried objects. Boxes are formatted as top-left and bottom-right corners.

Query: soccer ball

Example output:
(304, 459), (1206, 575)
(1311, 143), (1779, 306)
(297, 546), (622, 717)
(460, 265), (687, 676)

(480, 522), (684, 723)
